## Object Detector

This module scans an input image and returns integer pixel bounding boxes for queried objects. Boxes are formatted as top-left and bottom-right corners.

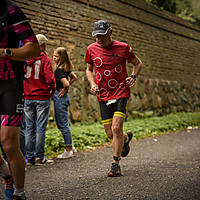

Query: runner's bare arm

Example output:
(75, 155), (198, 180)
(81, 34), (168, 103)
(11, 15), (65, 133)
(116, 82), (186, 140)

(86, 63), (98, 95)
(0, 42), (40, 61)
(126, 55), (142, 88)
(130, 55), (142, 77)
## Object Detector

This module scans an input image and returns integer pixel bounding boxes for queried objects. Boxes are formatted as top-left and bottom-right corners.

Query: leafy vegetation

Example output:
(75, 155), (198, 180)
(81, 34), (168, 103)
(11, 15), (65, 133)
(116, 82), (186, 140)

(45, 112), (200, 157)
(144, 0), (200, 24)
(145, 0), (177, 13)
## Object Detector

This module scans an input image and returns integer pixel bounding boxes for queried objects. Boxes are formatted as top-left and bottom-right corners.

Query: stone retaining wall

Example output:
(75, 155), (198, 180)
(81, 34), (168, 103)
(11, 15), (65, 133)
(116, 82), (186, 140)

(14, 0), (200, 122)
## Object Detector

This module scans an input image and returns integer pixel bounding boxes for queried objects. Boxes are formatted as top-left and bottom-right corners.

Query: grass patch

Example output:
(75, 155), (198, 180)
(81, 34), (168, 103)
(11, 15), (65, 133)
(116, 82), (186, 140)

(45, 112), (200, 157)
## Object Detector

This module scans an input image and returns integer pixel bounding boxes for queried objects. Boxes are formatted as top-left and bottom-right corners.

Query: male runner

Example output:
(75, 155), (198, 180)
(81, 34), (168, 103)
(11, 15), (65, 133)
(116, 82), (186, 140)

(0, 0), (40, 199)
(85, 20), (142, 177)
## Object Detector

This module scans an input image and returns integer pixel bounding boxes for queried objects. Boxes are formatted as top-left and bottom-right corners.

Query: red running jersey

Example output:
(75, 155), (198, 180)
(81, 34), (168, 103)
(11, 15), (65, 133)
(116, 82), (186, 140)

(85, 40), (135, 102)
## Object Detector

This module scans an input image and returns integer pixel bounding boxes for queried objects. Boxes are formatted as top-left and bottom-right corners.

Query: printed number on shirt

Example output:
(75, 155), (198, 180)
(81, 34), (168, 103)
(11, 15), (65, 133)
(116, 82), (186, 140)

(25, 60), (41, 79)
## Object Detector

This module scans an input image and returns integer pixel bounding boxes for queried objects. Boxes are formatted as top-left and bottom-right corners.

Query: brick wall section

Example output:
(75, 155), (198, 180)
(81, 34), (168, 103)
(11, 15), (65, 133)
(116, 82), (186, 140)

(14, 0), (200, 121)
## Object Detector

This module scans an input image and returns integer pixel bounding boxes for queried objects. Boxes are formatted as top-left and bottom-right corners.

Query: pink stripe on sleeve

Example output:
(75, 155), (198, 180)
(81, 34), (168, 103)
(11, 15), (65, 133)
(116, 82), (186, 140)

(8, 5), (20, 14)
(1, 115), (9, 126)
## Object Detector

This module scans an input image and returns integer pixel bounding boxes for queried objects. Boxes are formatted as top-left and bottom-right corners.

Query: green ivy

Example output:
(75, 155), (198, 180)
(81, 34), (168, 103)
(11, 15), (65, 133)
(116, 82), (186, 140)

(144, 0), (200, 24)
(45, 112), (200, 158)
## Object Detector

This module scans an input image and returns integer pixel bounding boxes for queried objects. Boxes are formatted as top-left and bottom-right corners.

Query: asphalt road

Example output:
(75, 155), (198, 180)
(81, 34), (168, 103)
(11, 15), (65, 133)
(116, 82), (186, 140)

(1, 128), (200, 200)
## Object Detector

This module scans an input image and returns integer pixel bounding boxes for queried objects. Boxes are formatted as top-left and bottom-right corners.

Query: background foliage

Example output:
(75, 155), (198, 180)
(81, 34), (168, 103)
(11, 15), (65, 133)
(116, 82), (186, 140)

(45, 112), (200, 157)
(144, 0), (200, 24)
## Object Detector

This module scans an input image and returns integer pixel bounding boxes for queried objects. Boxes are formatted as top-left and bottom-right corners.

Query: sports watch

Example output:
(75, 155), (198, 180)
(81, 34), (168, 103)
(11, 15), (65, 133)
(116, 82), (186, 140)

(4, 49), (13, 57)
(130, 74), (137, 81)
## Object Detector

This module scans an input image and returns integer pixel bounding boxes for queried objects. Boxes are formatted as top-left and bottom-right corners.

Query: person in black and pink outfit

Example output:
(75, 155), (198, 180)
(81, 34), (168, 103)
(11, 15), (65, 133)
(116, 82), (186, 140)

(85, 20), (142, 177)
(0, 0), (40, 199)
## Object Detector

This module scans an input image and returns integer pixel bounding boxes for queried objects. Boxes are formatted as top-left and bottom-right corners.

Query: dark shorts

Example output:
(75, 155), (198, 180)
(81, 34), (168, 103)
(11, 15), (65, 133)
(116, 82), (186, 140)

(99, 97), (129, 125)
(0, 79), (24, 126)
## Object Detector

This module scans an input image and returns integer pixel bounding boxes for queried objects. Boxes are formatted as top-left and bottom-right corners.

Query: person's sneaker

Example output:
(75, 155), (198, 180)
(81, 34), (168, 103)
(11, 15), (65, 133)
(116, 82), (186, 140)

(35, 156), (47, 164)
(11, 195), (26, 200)
(3, 176), (14, 200)
(35, 156), (54, 165)
(26, 159), (35, 166)
(72, 146), (77, 153)
(108, 163), (122, 177)
(121, 131), (133, 157)
(57, 150), (73, 159)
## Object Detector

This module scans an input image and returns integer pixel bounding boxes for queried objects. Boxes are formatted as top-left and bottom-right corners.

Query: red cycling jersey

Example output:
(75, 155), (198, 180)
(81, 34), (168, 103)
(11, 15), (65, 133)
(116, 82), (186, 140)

(85, 40), (135, 102)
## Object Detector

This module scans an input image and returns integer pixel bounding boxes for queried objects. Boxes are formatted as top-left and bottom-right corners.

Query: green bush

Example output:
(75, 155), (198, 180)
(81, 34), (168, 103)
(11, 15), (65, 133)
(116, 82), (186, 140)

(45, 112), (200, 157)
(144, 0), (200, 24)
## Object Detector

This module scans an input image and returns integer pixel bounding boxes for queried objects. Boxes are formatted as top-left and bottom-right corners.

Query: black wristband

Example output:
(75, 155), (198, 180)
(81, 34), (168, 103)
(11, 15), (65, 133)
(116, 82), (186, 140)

(130, 74), (137, 81)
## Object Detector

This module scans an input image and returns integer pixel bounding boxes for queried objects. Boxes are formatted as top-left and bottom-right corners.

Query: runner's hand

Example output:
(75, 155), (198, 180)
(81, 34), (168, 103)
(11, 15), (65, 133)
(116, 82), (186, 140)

(90, 84), (98, 95)
(0, 49), (6, 58)
(126, 76), (136, 88)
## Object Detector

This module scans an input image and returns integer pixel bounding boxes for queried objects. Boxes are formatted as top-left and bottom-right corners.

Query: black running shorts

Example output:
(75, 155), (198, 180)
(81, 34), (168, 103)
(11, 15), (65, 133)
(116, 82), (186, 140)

(99, 98), (129, 125)
(0, 79), (24, 126)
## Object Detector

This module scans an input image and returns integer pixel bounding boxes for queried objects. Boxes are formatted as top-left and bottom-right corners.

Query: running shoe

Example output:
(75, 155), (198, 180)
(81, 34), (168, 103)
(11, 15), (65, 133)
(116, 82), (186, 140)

(121, 131), (133, 157)
(3, 176), (14, 200)
(108, 163), (122, 177)
(11, 195), (26, 200)
(57, 150), (73, 159)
